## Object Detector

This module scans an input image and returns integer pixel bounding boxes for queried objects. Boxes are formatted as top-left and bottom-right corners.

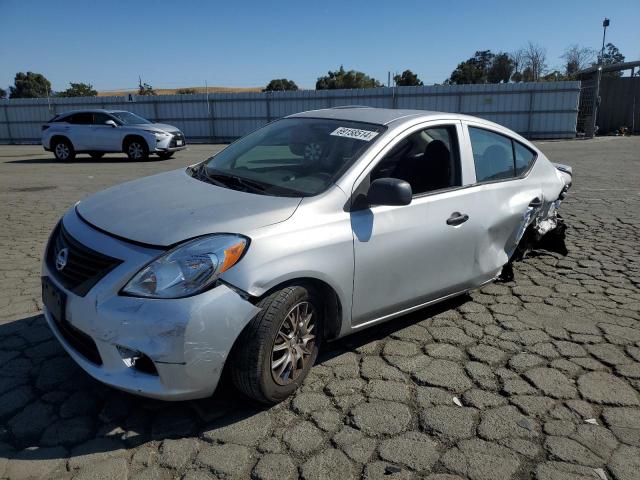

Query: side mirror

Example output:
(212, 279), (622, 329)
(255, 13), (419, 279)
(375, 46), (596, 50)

(105, 120), (117, 128)
(367, 178), (412, 206)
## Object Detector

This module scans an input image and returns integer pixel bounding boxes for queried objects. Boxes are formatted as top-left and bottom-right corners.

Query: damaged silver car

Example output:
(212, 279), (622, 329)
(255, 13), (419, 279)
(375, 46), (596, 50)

(41, 107), (572, 403)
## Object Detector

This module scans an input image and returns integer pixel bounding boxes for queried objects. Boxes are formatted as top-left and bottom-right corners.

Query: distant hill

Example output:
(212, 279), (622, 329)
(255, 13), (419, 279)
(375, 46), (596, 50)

(97, 86), (262, 97)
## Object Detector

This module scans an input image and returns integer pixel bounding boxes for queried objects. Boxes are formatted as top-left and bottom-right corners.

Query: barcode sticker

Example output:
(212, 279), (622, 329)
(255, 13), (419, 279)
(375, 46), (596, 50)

(330, 127), (379, 141)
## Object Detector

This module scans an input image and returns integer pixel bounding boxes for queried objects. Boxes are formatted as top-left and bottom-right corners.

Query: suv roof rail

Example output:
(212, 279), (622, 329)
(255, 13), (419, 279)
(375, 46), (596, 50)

(330, 105), (373, 109)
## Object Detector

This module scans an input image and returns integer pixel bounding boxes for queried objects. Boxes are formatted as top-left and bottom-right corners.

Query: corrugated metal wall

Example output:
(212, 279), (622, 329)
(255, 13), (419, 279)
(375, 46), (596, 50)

(597, 77), (640, 134)
(0, 81), (580, 144)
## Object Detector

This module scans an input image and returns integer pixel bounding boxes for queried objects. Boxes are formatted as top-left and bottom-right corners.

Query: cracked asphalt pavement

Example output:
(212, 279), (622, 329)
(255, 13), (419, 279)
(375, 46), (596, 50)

(0, 138), (639, 479)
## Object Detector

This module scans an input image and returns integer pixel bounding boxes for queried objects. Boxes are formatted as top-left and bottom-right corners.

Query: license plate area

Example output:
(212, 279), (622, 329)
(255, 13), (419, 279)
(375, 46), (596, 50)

(176, 140), (184, 146)
(42, 276), (66, 323)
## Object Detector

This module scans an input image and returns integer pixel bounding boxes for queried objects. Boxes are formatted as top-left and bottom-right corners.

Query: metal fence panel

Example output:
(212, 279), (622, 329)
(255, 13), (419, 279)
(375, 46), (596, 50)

(0, 82), (580, 144)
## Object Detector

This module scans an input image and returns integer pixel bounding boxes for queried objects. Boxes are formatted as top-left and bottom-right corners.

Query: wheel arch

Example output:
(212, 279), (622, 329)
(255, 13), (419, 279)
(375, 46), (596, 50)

(247, 277), (343, 341)
(122, 134), (150, 152)
(49, 134), (72, 150)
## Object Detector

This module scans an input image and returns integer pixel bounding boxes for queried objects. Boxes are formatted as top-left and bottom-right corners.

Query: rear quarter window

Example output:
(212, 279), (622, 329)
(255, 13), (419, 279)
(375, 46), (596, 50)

(514, 141), (536, 176)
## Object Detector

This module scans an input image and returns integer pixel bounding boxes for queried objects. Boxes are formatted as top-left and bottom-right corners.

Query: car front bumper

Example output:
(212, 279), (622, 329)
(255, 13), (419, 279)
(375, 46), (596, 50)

(154, 132), (187, 153)
(42, 209), (260, 400)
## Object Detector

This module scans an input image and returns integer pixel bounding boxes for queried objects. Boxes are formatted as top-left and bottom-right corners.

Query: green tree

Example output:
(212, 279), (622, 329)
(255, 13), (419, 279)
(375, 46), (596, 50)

(263, 79), (299, 91)
(57, 82), (97, 97)
(393, 70), (423, 86)
(316, 66), (381, 90)
(0, 87), (6, 99)
(487, 53), (514, 83)
(138, 81), (156, 96)
(601, 43), (625, 77)
(446, 50), (495, 84)
(176, 88), (197, 94)
(9, 71), (51, 98)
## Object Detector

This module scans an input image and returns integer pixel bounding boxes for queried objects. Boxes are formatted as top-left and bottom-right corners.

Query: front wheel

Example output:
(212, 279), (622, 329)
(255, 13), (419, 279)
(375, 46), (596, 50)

(231, 285), (322, 404)
(125, 139), (149, 161)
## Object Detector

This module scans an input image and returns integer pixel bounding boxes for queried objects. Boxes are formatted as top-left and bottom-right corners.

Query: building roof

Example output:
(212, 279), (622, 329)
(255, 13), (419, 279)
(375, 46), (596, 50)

(577, 60), (640, 77)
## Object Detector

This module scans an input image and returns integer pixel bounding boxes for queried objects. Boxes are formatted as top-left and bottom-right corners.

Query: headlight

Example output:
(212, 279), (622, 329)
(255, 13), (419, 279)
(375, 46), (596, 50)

(122, 234), (248, 299)
(154, 131), (170, 139)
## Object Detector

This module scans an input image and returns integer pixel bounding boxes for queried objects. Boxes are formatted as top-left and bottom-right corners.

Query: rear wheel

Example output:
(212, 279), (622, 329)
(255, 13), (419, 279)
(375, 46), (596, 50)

(89, 152), (104, 159)
(52, 138), (75, 161)
(157, 151), (174, 160)
(125, 138), (149, 161)
(231, 285), (322, 404)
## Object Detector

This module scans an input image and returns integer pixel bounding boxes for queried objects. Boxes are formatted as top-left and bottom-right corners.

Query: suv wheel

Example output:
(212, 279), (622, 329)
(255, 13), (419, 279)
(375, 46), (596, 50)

(125, 139), (149, 161)
(231, 285), (322, 404)
(52, 138), (75, 161)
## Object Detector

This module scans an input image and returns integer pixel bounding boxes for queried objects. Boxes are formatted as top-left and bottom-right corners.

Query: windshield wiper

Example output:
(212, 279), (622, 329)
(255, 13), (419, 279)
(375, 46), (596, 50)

(190, 163), (226, 188)
(205, 168), (271, 194)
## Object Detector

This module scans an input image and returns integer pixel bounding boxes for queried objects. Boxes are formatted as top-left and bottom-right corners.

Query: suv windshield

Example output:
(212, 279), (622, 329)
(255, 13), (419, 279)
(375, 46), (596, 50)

(195, 118), (385, 197)
(110, 112), (152, 125)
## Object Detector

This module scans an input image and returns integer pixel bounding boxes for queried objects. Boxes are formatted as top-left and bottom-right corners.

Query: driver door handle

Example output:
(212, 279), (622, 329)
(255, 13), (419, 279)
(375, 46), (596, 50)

(447, 212), (469, 226)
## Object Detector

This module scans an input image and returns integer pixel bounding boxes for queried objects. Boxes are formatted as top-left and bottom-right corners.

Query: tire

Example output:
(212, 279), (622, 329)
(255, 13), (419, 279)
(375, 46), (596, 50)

(125, 138), (149, 161)
(157, 151), (174, 160)
(52, 138), (75, 161)
(89, 152), (104, 159)
(231, 285), (322, 404)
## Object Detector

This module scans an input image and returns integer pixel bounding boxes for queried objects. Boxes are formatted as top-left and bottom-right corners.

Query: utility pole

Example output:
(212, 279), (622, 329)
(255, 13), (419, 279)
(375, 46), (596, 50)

(600, 18), (610, 63)
(591, 18), (609, 138)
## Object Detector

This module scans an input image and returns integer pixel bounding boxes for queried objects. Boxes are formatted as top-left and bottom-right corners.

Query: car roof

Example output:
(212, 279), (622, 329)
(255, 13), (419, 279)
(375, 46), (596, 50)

(288, 107), (523, 139)
(288, 107), (478, 126)
(52, 109), (130, 116)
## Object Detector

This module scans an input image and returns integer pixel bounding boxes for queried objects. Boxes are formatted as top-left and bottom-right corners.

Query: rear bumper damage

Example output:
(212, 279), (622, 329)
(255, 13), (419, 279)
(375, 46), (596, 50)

(500, 164), (572, 280)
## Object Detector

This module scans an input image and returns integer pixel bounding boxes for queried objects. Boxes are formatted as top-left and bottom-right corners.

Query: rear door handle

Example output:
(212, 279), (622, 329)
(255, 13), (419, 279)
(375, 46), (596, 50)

(447, 212), (469, 226)
(529, 197), (543, 208)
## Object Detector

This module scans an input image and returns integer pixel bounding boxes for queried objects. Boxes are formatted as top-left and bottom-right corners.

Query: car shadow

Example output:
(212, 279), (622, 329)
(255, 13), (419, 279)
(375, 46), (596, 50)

(0, 294), (468, 464)
(7, 155), (169, 165)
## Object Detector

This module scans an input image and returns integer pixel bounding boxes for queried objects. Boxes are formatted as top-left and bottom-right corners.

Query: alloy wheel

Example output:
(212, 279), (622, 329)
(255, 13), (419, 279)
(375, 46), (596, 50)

(55, 143), (69, 160)
(128, 142), (144, 159)
(271, 301), (316, 385)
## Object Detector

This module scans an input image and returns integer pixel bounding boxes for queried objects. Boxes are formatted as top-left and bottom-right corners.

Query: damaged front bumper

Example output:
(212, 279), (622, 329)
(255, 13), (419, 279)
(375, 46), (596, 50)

(42, 210), (260, 401)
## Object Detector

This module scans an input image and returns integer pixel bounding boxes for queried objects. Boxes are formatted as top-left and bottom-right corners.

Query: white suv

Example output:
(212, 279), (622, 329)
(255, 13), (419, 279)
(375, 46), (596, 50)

(42, 109), (186, 161)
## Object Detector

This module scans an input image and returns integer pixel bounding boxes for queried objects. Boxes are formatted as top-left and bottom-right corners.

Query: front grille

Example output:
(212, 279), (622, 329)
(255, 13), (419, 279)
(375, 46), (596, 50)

(170, 132), (186, 147)
(56, 317), (103, 365)
(46, 223), (122, 297)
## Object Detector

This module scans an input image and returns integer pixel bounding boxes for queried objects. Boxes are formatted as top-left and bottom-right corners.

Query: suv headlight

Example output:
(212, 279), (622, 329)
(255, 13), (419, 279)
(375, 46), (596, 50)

(122, 234), (249, 299)
(154, 131), (170, 139)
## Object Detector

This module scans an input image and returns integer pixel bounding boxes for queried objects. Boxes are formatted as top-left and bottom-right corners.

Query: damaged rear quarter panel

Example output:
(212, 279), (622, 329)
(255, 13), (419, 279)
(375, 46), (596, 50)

(465, 151), (566, 280)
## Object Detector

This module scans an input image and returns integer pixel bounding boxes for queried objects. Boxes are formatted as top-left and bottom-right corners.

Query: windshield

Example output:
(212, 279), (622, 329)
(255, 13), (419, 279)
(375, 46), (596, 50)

(196, 118), (385, 197)
(110, 112), (152, 125)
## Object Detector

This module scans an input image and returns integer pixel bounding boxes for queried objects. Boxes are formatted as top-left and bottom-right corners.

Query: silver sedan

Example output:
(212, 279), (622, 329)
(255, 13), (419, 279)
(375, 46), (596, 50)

(41, 107), (572, 403)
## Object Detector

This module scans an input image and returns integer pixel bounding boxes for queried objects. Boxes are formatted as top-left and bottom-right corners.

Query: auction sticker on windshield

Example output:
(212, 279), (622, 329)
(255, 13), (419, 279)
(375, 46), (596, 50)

(330, 127), (379, 141)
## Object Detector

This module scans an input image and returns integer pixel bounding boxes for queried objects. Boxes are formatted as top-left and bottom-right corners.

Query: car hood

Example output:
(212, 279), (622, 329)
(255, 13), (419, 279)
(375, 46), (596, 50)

(75, 169), (302, 246)
(127, 123), (181, 133)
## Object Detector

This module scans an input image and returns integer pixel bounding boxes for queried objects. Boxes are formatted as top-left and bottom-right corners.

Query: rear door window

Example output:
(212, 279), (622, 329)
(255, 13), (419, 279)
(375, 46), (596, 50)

(469, 127), (515, 182)
(69, 113), (93, 125)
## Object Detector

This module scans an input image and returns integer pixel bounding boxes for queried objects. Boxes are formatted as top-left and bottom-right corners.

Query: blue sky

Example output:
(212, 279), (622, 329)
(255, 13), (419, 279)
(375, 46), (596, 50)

(1, 0), (638, 92)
